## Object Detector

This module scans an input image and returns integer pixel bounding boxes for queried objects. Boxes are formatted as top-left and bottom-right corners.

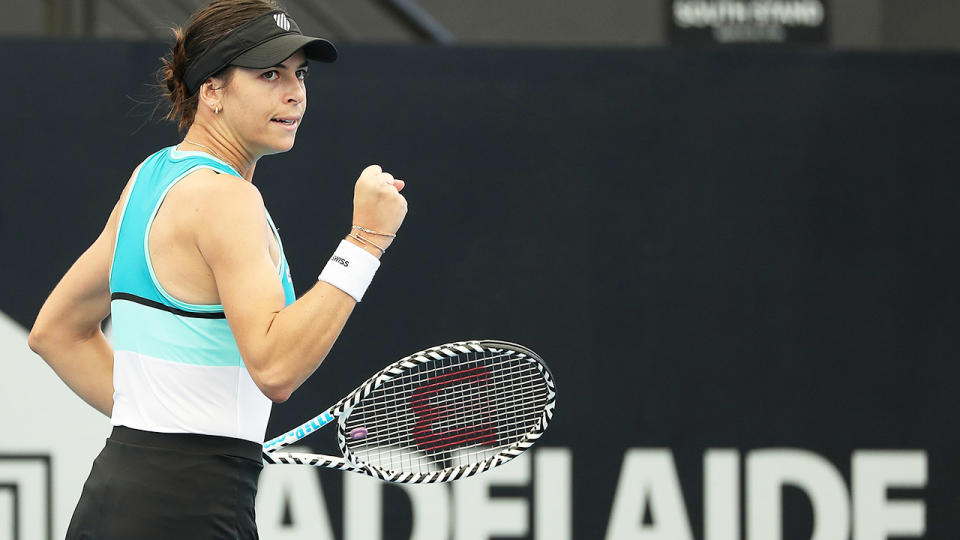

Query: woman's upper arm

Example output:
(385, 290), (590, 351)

(191, 174), (287, 367)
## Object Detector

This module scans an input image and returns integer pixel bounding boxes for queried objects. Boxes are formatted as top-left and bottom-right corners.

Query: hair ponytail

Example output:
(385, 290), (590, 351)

(158, 26), (200, 131)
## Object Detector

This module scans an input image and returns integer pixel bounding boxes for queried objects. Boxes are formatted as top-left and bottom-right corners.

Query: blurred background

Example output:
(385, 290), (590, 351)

(2, 0), (960, 49)
(2, 1), (959, 539)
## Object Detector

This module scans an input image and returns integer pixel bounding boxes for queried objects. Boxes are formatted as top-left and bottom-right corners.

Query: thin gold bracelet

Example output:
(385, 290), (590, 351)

(349, 233), (386, 256)
(351, 225), (396, 238)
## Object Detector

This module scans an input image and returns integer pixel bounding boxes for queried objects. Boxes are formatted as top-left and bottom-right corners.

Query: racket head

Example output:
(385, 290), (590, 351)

(335, 340), (556, 483)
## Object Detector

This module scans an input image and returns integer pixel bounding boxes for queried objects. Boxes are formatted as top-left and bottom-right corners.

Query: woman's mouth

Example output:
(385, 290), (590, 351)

(271, 117), (299, 129)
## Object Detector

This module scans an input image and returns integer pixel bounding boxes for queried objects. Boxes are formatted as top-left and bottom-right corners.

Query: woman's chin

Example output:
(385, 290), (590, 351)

(262, 137), (296, 155)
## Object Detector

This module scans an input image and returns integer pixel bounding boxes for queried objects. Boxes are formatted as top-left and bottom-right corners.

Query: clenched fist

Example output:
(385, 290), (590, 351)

(350, 165), (408, 255)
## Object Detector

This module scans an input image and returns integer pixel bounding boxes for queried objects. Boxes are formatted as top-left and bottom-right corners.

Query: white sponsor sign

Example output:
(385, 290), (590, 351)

(669, 0), (828, 44)
(257, 447), (926, 539)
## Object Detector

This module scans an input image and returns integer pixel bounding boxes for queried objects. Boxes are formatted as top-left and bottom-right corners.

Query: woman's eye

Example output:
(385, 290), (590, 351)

(262, 70), (279, 81)
(297, 69), (309, 80)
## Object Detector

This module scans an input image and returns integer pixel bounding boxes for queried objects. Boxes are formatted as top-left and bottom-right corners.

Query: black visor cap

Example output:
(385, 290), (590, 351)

(184, 10), (337, 95)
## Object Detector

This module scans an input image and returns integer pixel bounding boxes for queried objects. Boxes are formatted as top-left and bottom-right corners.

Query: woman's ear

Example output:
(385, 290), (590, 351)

(198, 75), (226, 115)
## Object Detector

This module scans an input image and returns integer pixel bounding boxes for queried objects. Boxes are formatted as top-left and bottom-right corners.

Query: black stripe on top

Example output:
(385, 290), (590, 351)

(110, 292), (226, 319)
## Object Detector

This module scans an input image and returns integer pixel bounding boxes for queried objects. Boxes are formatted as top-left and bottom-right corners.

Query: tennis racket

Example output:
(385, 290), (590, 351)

(262, 340), (556, 483)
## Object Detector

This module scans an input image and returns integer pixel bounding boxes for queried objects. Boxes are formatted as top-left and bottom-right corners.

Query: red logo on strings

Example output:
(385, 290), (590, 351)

(410, 365), (498, 452)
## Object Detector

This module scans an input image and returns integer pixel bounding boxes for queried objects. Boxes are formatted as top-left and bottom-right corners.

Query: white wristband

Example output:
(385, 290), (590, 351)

(317, 240), (381, 302)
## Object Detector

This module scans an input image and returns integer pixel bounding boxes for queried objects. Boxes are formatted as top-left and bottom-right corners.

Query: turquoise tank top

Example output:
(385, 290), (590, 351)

(108, 145), (294, 443)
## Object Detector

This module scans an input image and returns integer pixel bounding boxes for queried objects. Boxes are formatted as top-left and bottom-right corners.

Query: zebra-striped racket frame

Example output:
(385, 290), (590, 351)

(262, 340), (557, 483)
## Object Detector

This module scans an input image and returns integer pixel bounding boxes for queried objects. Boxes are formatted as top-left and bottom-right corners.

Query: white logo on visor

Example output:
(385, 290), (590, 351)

(274, 13), (291, 31)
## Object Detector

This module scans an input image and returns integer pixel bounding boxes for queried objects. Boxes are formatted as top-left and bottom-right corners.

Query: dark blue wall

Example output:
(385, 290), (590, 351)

(2, 40), (959, 537)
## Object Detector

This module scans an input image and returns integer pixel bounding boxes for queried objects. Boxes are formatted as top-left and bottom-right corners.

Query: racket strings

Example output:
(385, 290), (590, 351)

(341, 348), (549, 474)
(349, 418), (545, 471)
(347, 374), (547, 431)
(351, 391), (545, 462)
(350, 360), (544, 441)
(347, 409), (543, 471)
(353, 380), (545, 466)
(346, 378), (542, 450)
(358, 370), (546, 403)
(345, 384), (548, 447)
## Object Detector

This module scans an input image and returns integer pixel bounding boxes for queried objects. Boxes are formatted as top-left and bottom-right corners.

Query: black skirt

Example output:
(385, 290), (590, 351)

(66, 426), (263, 540)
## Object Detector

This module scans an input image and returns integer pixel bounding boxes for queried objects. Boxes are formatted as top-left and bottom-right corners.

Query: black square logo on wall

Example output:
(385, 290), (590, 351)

(667, 0), (828, 45)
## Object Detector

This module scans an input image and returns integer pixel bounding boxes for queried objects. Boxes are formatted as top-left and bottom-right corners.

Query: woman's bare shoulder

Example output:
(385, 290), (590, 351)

(173, 168), (264, 211)
(153, 168), (266, 242)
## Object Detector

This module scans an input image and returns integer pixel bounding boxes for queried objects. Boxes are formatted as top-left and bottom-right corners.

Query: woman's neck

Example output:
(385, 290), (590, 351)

(180, 124), (257, 181)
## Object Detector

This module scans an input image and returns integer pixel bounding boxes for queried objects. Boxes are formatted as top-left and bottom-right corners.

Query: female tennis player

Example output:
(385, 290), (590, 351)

(27, 1), (406, 537)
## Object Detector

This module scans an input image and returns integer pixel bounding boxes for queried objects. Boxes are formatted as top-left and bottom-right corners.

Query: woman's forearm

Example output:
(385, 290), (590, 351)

(29, 330), (114, 417)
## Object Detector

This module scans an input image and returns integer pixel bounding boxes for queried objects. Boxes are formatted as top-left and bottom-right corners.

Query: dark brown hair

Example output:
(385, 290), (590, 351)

(158, 0), (281, 131)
